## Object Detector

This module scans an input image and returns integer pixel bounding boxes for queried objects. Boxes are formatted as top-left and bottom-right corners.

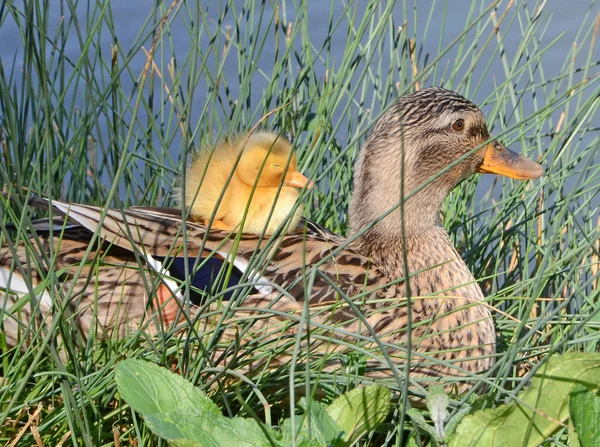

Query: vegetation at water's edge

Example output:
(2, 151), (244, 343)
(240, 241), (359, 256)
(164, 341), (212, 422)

(1, 0), (599, 445)
(114, 355), (600, 446)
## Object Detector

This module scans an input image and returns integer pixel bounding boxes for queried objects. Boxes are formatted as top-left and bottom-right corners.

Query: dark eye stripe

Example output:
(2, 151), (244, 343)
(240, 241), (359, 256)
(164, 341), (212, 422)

(467, 122), (491, 139)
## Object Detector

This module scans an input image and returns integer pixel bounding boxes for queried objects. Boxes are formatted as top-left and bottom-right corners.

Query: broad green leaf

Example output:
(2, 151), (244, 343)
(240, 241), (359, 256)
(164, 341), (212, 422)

(115, 359), (220, 416)
(450, 353), (600, 447)
(280, 409), (344, 447)
(115, 359), (277, 447)
(326, 385), (391, 444)
(169, 441), (203, 447)
(144, 410), (274, 447)
(303, 399), (344, 444)
(570, 384), (600, 447)
(296, 440), (327, 447)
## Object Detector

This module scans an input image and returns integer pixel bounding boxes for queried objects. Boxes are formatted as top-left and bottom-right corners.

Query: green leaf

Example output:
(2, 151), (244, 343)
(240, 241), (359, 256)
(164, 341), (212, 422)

(426, 386), (450, 440)
(303, 399), (344, 444)
(115, 359), (276, 447)
(280, 398), (343, 446)
(406, 408), (439, 440)
(115, 359), (220, 416)
(570, 383), (600, 447)
(170, 440), (204, 447)
(450, 353), (600, 447)
(144, 410), (274, 447)
(326, 385), (391, 444)
(404, 435), (421, 447)
(443, 404), (471, 438)
(295, 440), (327, 447)
(280, 412), (343, 447)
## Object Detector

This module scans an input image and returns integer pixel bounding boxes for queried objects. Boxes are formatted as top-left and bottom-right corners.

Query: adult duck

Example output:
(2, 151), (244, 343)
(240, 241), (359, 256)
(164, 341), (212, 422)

(0, 87), (543, 393)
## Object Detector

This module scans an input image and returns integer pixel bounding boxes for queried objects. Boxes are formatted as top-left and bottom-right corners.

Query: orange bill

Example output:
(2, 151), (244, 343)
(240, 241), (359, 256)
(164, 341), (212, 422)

(477, 142), (544, 180)
(284, 171), (314, 189)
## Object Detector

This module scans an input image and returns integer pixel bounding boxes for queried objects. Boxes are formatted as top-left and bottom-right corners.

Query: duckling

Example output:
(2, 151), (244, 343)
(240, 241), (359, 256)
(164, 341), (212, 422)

(180, 131), (312, 235)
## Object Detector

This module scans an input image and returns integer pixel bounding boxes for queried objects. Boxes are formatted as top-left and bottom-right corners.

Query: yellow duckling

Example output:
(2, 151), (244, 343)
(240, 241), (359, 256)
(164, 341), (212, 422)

(180, 131), (312, 235)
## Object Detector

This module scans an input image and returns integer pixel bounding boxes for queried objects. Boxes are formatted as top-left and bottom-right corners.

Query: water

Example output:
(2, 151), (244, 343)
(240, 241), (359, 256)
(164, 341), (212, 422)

(0, 1), (597, 202)
(1, 1), (596, 117)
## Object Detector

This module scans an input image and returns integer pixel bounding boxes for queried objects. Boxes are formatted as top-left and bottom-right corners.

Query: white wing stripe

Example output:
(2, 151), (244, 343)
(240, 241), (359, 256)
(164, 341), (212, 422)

(0, 267), (53, 309)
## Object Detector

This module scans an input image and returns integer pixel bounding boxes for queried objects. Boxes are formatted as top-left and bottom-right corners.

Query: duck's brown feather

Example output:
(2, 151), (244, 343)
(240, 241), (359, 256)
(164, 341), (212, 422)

(1, 198), (495, 392)
(1, 87), (544, 397)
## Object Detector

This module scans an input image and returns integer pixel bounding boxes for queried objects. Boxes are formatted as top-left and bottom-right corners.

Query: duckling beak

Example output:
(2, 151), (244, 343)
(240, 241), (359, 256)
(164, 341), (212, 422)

(284, 171), (315, 189)
(477, 141), (544, 180)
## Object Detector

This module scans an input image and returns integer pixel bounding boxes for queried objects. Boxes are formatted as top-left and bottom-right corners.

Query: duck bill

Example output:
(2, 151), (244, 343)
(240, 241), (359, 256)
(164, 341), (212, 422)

(284, 171), (314, 189)
(477, 142), (544, 180)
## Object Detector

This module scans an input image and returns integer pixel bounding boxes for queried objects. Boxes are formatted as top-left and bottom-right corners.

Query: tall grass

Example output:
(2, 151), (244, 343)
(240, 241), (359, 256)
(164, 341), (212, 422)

(0, 0), (599, 445)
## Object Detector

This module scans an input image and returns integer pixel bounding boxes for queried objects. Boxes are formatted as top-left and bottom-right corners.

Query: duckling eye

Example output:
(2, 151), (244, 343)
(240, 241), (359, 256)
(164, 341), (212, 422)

(451, 119), (465, 132)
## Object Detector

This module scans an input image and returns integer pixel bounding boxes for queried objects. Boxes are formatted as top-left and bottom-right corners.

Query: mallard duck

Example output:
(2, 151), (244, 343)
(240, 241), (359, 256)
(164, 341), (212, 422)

(179, 131), (312, 235)
(0, 87), (543, 394)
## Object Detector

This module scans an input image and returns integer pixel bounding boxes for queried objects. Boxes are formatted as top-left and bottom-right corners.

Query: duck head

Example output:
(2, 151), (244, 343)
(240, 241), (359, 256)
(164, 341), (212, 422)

(349, 87), (543, 246)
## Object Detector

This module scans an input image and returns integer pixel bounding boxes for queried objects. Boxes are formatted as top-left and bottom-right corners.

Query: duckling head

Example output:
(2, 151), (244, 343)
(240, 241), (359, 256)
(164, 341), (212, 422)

(179, 131), (311, 235)
(236, 132), (311, 190)
(349, 87), (544, 245)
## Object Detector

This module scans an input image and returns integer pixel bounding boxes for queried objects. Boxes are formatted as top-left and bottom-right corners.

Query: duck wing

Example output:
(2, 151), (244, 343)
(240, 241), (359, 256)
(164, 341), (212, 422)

(0, 220), (186, 349)
(33, 199), (391, 311)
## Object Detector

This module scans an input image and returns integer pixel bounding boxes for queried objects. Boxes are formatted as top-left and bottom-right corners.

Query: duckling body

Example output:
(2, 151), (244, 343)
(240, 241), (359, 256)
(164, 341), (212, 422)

(181, 132), (311, 235)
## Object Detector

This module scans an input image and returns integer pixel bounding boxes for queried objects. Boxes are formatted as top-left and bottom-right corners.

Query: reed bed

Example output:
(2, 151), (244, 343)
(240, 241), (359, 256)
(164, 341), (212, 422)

(0, 0), (599, 445)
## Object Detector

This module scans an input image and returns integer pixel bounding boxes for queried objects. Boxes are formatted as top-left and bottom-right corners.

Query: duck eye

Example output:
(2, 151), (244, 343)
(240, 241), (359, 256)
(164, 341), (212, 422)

(451, 119), (465, 132)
